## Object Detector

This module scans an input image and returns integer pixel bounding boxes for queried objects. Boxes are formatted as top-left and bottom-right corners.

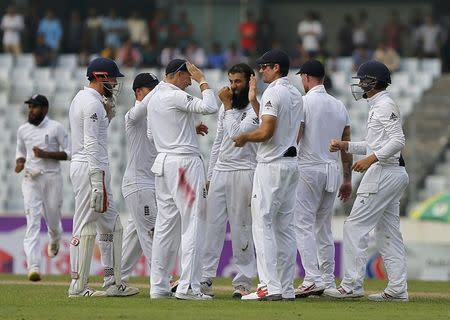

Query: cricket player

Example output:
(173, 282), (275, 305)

(326, 60), (409, 302)
(146, 59), (218, 300)
(68, 57), (139, 297)
(294, 60), (352, 298)
(233, 49), (303, 301)
(200, 63), (258, 298)
(15, 94), (70, 282)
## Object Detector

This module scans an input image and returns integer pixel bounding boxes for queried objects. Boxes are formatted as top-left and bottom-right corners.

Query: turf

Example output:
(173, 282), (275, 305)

(1, 274), (449, 320)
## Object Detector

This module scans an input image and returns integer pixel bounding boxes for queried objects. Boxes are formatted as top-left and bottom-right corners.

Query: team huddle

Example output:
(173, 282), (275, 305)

(15, 48), (409, 302)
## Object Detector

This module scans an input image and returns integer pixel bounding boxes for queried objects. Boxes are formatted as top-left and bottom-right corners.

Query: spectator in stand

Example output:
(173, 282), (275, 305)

(185, 40), (206, 67)
(117, 39), (142, 67)
(140, 41), (159, 67)
(416, 14), (445, 58)
(352, 10), (372, 49)
(34, 33), (51, 67)
(351, 43), (373, 72)
(149, 8), (171, 50)
(159, 41), (183, 66)
(408, 8), (423, 56)
(66, 10), (83, 53)
(127, 11), (149, 47)
(85, 8), (103, 54)
(297, 11), (323, 58)
(102, 9), (126, 50)
(374, 42), (401, 73)
(174, 11), (193, 50)
(207, 42), (226, 69)
(225, 42), (245, 69)
(382, 10), (405, 54)
(239, 11), (257, 57)
(257, 8), (275, 55)
(337, 14), (354, 56)
(37, 10), (62, 66)
(1, 5), (24, 55)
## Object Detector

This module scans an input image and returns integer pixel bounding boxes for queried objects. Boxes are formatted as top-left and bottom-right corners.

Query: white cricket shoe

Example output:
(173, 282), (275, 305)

(295, 282), (325, 298)
(106, 283), (140, 297)
(232, 285), (251, 299)
(200, 280), (214, 296)
(47, 242), (59, 258)
(241, 285), (282, 301)
(368, 292), (409, 302)
(323, 286), (364, 299)
(175, 289), (212, 301)
(69, 287), (107, 298)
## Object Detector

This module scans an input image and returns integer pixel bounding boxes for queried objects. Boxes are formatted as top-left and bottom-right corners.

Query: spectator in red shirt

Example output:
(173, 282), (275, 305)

(239, 11), (257, 57)
(382, 11), (405, 54)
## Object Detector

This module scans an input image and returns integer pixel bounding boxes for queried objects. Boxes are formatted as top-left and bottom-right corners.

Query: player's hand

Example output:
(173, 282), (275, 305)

(248, 75), (257, 103)
(33, 146), (48, 158)
(218, 87), (233, 110)
(233, 134), (248, 147)
(338, 181), (352, 202)
(329, 139), (346, 152)
(186, 61), (205, 84)
(15, 159), (25, 173)
(352, 154), (377, 173)
(196, 122), (208, 136)
(89, 170), (108, 213)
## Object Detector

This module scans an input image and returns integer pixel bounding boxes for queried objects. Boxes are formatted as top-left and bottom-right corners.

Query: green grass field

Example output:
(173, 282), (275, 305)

(1, 274), (449, 320)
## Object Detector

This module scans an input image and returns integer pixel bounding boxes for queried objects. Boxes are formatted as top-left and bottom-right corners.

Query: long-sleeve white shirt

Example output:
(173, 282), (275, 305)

(146, 81), (219, 155)
(122, 92), (157, 197)
(257, 77), (303, 163)
(16, 116), (70, 173)
(69, 87), (110, 171)
(348, 90), (405, 165)
(207, 104), (259, 180)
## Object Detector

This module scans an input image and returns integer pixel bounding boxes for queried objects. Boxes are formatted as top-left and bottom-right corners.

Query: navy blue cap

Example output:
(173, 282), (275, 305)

(255, 49), (290, 69)
(165, 59), (188, 75)
(25, 94), (49, 107)
(86, 57), (124, 79)
(132, 73), (159, 91)
(296, 59), (325, 78)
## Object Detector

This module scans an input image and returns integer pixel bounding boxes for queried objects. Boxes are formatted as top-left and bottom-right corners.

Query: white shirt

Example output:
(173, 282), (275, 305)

(299, 85), (350, 165)
(69, 87), (110, 171)
(297, 20), (323, 52)
(348, 91), (405, 165)
(16, 116), (70, 173)
(1, 13), (24, 46)
(207, 104), (259, 180)
(257, 77), (303, 163)
(146, 81), (219, 155)
(122, 92), (157, 197)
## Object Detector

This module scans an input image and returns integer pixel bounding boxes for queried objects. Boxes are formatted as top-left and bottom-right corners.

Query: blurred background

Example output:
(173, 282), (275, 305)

(0, 0), (449, 279)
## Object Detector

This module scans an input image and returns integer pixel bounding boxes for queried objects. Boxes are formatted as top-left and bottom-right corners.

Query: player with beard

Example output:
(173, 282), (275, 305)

(200, 63), (258, 298)
(15, 94), (70, 281)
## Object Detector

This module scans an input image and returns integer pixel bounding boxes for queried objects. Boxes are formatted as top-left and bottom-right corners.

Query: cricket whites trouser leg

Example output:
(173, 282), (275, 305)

(227, 170), (256, 290)
(22, 175), (43, 272)
(374, 167), (409, 297)
(202, 170), (228, 283)
(121, 217), (143, 283)
(294, 168), (325, 286)
(42, 172), (63, 246)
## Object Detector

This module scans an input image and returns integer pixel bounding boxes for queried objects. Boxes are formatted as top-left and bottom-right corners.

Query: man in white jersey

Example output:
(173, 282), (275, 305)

(293, 60), (353, 298)
(233, 49), (303, 301)
(68, 57), (139, 297)
(120, 73), (159, 285)
(146, 59), (219, 300)
(200, 63), (258, 298)
(15, 94), (70, 281)
(326, 60), (409, 302)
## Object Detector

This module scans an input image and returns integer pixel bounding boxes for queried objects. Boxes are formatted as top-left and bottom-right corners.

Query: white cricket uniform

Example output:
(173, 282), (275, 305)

(68, 87), (122, 294)
(146, 81), (219, 297)
(202, 104), (258, 290)
(295, 85), (350, 289)
(16, 116), (70, 273)
(340, 90), (408, 297)
(121, 92), (158, 284)
(252, 77), (303, 299)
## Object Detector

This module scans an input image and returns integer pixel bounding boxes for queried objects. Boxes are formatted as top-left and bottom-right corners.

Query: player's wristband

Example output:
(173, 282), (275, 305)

(199, 80), (208, 87)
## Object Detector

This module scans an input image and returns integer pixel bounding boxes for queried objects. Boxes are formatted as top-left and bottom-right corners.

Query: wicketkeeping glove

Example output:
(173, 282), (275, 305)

(89, 169), (108, 213)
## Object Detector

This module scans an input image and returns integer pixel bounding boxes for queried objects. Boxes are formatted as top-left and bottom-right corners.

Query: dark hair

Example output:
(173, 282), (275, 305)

(279, 64), (289, 77)
(228, 63), (255, 82)
(375, 81), (388, 90)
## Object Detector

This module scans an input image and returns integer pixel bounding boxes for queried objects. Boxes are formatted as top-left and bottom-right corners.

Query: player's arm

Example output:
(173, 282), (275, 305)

(373, 106), (405, 162)
(248, 75), (260, 115)
(297, 122), (305, 144)
(338, 125), (353, 201)
(207, 106), (225, 182)
(233, 115), (276, 147)
(15, 128), (26, 173)
(33, 147), (68, 161)
(223, 107), (259, 139)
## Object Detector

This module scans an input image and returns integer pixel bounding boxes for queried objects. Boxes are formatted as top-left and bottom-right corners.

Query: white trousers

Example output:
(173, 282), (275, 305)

(252, 159), (299, 298)
(121, 188), (157, 283)
(202, 170), (257, 289)
(150, 155), (207, 296)
(341, 165), (409, 296)
(294, 167), (337, 288)
(22, 172), (63, 272)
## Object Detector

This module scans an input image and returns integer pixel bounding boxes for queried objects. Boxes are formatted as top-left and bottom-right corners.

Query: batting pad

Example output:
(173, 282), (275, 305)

(98, 217), (123, 287)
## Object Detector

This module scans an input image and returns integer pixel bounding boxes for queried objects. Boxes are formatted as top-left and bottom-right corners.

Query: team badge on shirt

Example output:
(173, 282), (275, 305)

(90, 113), (98, 122)
(252, 117), (259, 125)
(389, 112), (398, 121)
(186, 95), (193, 102)
(241, 112), (247, 121)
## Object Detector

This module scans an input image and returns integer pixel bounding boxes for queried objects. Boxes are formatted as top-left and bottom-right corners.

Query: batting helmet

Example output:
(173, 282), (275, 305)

(86, 57), (124, 80)
(351, 60), (391, 100)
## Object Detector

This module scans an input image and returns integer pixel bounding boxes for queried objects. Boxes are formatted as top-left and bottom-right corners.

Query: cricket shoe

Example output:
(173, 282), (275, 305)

(232, 285), (251, 299)
(295, 282), (325, 298)
(200, 279), (214, 296)
(68, 287), (107, 298)
(175, 289), (213, 301)
(47, 241), (59, 258)
(241, 285), (282, 301)
(28, 270), (41, 282)
(323, 286), (364, 299)
(368, 292), (409, 302)
(170, 279), (179, 293)
(106, 283), (140, 297)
